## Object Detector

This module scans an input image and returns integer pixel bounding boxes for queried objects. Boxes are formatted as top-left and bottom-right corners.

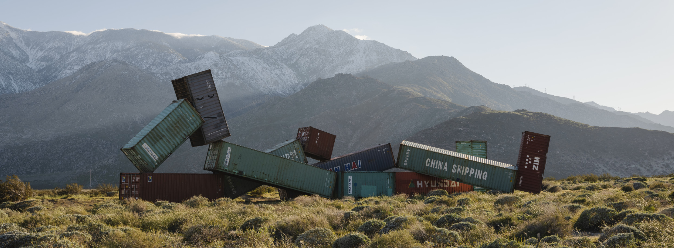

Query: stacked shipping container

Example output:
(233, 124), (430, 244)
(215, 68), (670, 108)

(297, 126), (336, 161)
(514, 131), (551, 194)
(456, 140), (488, 192)
(119, 173), (225, 202)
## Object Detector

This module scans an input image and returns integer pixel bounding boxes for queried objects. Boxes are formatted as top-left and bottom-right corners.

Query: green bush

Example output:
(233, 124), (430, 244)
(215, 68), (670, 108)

(183, 225), (227, 246)
(449, 222), (476, 231)
(427, 189), (449, 197)
(0, 175), (33, 202)
(547, 185), (563, 193)
(183, 195), (209, 208)
(332, 232), (370, 248)
(379, 216), (413, 234)
(457, 197), (471, 206)
(430, 227), (460, 245)
(621, 213), (671, 225)
(240, 217), (269, 231)
(599, 224), (645, 242)
(295, 227), (336, 248)
(274, 215), (330, 241)
(610, 201), (631, 212)
(603, 233), (636, 248)
(494, 196), (521, 206)
(574, 207), (618, 232)
(621, 185), (634, 192)
(434, 214), (462, 228)
(615, 210), (636, 223)
(488, 215), (517, 232)
(63, 183), (83, 195)
(540, 235), (560, 243)
(368, 229), (418, 248)
(357, 219), (385, 236)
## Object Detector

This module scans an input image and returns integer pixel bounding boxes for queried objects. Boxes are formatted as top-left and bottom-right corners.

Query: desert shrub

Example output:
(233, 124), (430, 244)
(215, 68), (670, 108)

(513, 210), (572, 239)
(423, 196), (437, 204)
(488, 215), (517, 232)
(547, 185), (563, 193)
(183, 195), (209, 208)
(295, 227), (336, 248)
(584, 174), (600, 183)
(563, 204), (583, 213)
(368, 229), (418, 248)
(62, 183), (83, 195)
(434, 213), (462, 228)
(274, 214), (330, 241)
(621, 213), (671, 225)
(379, 216), (413, 234)
(427, 189), (448, 197)
(659, 207), (674, 218)
(357, 219), (385, 236)
(12, 199), (39, 212)
(0, 175), (33, 202)
(494, 195), (521, 206)
(524, 237), (538, 245)
(126, 199), (155, 214)
(615, 210), (636, 223)
(586, 184), (601, 191)
(360, 205), (392, 220)
(480, 237), (522, 248)
(343, 211), (356, 223)
(248, 185), (276, 197)
(0, 223), (27, 234)
(668, 191), (674, 201)
(610, 201), (631, 212)
(571, 198), (587, 204)
(60, 230), (92, 244)
(20, 211), (72, 229)
(26, 205), (45, 213)
(621, 185), (634, 192)
(598, 224), (645, 242)
(333, 232), (370, 248)
(562, 236), (596, 248)
(603, 233), (636, 248)
(649, 182), (668, 190)
(540, 235), (560, 243)
(351, 206), (368, 212)
(456, 197), (471, 206)
(430, 227), (460, 245)
(449, 221), (476, 231)
(92, 201), (124, 214)
(632, 182), (647, 190)
(183, 225), (227, 246)
(91, 184), (117, 197)
(241, 217), (269, 231)
(574, 207), (618, 232)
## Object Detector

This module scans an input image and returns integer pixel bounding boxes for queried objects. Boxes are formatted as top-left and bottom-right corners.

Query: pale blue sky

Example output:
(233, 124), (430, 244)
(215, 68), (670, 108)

(2, 0), (672, 114)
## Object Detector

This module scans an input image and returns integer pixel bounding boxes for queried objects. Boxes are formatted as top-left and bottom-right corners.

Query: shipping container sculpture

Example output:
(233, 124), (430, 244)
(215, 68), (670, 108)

(456, 140), (488, 192)
(204, 141), (336, 198)
(314, 144), (395, 172)
(297, 126), (336, 161)
(172, 69), (230, 146)
(514, 131), (551, 193)
(121, 99), (203, 173)
(119, 173), (226, 202)
(335, 172), (395, 198)
(395, 172), (473, 195)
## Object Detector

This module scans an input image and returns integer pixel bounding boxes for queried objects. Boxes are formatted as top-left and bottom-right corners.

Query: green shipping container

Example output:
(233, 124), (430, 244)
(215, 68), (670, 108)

(204, 141), (336, 198)
(397, 141), (517, 193)
(121, 100), (203, 173)
(456, 140), (488, 192)
(264, 139), (309, 164)
(336, 172), (395, 199)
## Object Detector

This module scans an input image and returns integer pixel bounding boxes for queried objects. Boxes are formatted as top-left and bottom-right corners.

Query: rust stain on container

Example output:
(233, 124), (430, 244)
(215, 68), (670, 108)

(297, 126), (336, 161)
(514, 131), (551, 194)
(395, 172), (473, 196)
(119, 173), (225, 202)
(172, 69), (230, 147)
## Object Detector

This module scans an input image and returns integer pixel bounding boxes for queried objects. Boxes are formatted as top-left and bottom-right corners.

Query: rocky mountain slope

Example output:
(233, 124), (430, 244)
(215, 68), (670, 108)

(407, 107), (674, 179)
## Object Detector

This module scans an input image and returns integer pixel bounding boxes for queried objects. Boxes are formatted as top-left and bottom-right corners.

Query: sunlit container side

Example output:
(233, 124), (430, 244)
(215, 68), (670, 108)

(215, 139), (310, 199)
(336, 172), (395, 199)
(514, 131), (551, 194)
(396, 140), (517, 193)
(119, 173), (225, 202)
(395, 172), (473, 196)
(172, 69), (230, 147)
(264, 139), (311, 200)
(297, 126), (336, 161)
(313, 144), (395, 172)
(456, 140), (488, 192)
(204, 141), (336, 198)
(121, 100), (203, 173)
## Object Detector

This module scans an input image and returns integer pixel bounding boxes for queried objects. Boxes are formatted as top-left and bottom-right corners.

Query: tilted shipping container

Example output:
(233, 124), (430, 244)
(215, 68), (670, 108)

(171, 69), (230, 146)
(204, 141), (336, 198)
(121, 99), (203, 173)
(314, 144), (395, 172)
(396, 140), (517, 193)
(336, 172), (395, 199)
(456, 140), (488, 192)
(297, 126), (336, 161)
(514, 131), (551, 194)
(119, 173), (225, 202)
(395, 172), (473, 196)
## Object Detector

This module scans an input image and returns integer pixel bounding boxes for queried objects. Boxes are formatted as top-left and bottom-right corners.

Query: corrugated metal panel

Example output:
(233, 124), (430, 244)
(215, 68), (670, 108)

(395, 172), (473, 195)
(121, 100), (203, 173)
(204, 141), (336, 198)
(297, 126), (336, 161)
(171, 69), (230, 147)
(119, 173), (225, 202)
(514, 131), (551, 194)
(217, 139), (310, 199)
(336, 172), (395, 198)
(456, 140), (488, 192)
(396, 140), (517, 193)
(313, 144), (395, 172)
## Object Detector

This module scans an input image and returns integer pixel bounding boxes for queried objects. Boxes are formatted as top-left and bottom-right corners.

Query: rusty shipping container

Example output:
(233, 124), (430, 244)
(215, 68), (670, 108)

(119, 173), (225, 202)
(456, 140), (488, 192)
(395, 172), (473, 196)
(514, 131), (551, 194)
(396, 140), (517, 193)
(204, 141), (336, 198)
(121, 99), (203, 173)
(336, 172), (395, 198)
(297, 126), (336, 161)
(314, 144), (395, 172)
(172, 69), (230, 147)
(217, 139), (310, 199)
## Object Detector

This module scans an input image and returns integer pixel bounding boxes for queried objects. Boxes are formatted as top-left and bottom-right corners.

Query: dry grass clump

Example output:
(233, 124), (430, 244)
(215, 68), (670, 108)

(573, 207), (618, 232)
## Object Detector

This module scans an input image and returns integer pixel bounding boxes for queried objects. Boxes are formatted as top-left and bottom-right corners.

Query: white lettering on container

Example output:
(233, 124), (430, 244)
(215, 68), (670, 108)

(348, 176), (353, 195)
(224, 147), (231, 168)
(142, 143), (159, 162)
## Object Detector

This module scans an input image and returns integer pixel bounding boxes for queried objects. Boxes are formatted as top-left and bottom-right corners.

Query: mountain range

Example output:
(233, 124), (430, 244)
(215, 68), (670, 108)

(0, 22), (672, 188)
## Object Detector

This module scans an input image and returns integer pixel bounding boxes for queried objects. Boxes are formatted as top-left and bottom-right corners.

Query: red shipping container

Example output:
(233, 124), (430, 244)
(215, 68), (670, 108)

(395, 172), (473, 196)
(514, 131), (551, 194)
(297, 126), (336, 161)
(119, 173), (225, 202)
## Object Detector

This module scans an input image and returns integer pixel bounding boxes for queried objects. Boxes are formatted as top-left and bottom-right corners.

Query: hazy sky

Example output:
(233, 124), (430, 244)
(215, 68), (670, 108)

(2, 0), (672, 114)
